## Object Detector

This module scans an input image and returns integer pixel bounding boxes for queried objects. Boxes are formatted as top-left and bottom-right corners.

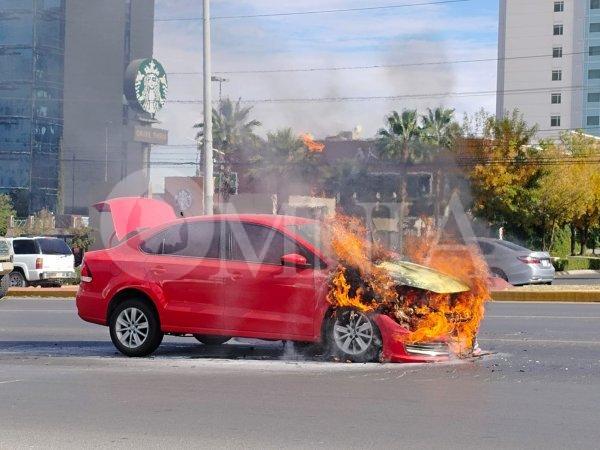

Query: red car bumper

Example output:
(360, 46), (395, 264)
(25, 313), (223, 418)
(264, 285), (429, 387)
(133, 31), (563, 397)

(373, 315), (451, 363)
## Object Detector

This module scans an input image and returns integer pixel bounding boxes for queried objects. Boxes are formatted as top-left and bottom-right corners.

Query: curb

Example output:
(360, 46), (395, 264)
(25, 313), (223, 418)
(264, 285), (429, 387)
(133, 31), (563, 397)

(6, 288), (77, 299)
(555, 270), (600, 277)
(492, 290), (600, 302)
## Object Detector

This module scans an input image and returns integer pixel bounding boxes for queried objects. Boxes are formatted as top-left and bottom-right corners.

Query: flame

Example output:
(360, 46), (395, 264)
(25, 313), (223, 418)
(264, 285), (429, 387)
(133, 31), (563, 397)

(301, 133), (325, 153)
(325, 215), (489, 357)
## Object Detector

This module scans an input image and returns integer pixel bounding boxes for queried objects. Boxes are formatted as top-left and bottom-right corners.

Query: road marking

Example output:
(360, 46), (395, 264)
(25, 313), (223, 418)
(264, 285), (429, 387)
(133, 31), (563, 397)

(479, 338), (600, 345)
(0, 379), (22, 385)
(487, 315), (600, 319)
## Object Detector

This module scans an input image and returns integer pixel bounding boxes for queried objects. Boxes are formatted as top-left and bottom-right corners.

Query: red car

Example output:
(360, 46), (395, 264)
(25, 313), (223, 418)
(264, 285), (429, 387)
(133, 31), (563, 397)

(77, 198), (460, 363)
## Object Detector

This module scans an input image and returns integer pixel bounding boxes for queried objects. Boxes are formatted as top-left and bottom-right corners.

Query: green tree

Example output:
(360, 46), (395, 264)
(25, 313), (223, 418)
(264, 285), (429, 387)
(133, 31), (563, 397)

(421, 107), (460, 149)
(194, 97), (262, 166)
(0, 195), (15, 236)
(377, 109), (422, 162)
(250, 128), (321, 200)
(466, 110), (541, 239)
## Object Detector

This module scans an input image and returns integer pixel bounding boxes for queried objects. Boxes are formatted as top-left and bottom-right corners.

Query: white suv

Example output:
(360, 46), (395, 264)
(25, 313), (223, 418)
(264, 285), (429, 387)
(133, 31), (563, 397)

(9, 237), (76, 287)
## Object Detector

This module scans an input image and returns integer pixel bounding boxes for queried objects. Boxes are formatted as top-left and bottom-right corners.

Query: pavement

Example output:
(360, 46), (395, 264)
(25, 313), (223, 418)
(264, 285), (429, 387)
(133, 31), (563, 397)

(0, 298), (599, 449)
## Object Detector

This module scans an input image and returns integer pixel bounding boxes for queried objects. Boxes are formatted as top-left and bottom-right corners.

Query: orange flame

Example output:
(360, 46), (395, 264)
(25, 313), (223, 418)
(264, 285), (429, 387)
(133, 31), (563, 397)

(325, 215), (489, 357)
(301, 133), (325, 153)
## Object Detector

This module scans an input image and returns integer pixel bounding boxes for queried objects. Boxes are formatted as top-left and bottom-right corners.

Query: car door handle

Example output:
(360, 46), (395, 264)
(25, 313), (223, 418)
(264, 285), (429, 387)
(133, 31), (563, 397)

(230, 272), (243, 281)
(151, 266), (167, 275)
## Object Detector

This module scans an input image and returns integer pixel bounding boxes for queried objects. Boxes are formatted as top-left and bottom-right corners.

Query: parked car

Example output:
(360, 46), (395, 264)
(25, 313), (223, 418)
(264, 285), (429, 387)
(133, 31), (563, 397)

(77, 197), (472, 362)
(0, 237), (14, 299)
(8, 237), (76, 287)
(471, 238), (555, 285)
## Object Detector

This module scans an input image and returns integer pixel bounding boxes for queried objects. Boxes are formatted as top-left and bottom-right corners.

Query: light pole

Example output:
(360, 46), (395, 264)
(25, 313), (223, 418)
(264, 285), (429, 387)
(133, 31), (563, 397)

(203, 0), (214, 215)
(104, 121), (112, 183)
(211, 75), (228, 103)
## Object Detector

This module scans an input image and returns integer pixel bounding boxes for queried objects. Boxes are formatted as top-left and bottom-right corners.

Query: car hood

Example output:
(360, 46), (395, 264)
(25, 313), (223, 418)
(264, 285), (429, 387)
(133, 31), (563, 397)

(377, 260), (470, 294)
(94, 197), (177, 242)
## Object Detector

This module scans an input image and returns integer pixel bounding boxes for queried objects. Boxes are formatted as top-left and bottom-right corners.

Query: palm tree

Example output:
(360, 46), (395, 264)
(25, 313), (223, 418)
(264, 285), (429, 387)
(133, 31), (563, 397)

(377, 109), (421, 163)
(421, 107), (459, 150)
(194, 97), (262, 165)
(250, 128), (321, 201)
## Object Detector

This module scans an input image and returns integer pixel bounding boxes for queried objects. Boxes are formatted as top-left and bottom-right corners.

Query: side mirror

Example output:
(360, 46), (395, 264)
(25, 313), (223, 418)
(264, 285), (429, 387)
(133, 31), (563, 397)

(281, 253), (309, 269)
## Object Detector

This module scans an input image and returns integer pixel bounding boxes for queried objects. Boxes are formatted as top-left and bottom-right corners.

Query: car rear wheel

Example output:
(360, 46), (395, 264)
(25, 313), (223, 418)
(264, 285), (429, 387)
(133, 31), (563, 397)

(109, 299), (163, 357)
(0, 274), (9, 298)
(327, 308), (382, 363)
(9, 271), (26, 288)
(193, 335), (231, 345)
(490, 268), (508, 282)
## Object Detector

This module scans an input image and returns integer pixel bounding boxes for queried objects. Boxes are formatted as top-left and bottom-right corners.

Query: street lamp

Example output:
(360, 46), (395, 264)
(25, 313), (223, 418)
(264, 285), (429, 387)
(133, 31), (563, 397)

(203, 0), (214, 215)
(211, 75), (228, 103)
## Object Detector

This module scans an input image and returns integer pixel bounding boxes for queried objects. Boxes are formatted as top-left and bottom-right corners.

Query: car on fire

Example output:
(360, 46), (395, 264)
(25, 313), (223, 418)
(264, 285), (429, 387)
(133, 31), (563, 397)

(77, 197), (473, 362)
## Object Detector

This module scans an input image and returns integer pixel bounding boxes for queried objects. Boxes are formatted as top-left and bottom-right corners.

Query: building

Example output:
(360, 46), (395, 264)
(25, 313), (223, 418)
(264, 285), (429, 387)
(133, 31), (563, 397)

(0, 0), (161, 216)
(497, 0), (600, 139)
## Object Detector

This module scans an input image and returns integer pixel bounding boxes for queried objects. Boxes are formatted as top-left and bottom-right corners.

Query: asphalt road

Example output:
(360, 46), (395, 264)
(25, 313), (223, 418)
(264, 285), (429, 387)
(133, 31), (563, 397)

(0, 299), (599, 449)
(554, 272), (600, 285)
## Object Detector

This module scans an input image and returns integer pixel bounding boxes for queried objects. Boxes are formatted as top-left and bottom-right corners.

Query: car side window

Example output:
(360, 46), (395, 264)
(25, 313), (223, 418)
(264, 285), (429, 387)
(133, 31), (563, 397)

(228, 222), (312, 266)
(162, 221), (222, 259)
(140, 231), (166, 255)
(13, 240), (38, 254)
(477, 241), (494, 255)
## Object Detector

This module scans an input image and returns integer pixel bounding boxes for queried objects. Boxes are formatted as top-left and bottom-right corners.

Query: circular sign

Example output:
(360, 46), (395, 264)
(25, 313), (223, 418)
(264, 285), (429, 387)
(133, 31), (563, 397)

(175, 189), (193, 212)
(125, 58), (168, 117)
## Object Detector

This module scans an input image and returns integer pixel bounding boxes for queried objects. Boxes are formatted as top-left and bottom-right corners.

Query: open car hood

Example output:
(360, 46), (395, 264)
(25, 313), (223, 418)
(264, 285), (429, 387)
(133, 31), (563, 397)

(377, 260), (470, 294)
(94, 197), (177, 242)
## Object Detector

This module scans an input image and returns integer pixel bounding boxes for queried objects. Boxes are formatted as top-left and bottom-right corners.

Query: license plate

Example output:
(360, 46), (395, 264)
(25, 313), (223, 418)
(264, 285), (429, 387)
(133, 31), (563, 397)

(541, 260), (551, 267)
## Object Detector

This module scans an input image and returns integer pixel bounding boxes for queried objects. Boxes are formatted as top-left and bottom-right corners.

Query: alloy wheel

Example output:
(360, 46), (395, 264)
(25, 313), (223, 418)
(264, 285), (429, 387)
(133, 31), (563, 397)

(333, 310), (374, 355)
(115, 307), (149, 349)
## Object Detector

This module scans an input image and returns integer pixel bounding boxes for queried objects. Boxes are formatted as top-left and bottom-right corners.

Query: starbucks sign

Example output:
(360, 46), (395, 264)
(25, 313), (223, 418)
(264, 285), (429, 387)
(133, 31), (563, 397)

(125, 58), (168, 117)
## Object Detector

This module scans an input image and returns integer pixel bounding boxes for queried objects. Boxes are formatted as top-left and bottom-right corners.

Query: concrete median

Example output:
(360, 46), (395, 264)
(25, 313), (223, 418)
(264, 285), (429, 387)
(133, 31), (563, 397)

(6, 286), (78, 299)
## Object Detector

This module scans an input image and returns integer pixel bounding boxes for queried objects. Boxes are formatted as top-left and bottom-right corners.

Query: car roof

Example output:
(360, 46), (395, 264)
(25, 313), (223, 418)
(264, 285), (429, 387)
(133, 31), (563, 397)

(178, 214), (317, 227)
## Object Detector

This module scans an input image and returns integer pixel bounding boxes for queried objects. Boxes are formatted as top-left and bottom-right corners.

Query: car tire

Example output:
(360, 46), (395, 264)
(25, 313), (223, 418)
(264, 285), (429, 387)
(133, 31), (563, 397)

(109, 299), (163, 357)
(0, 274), (9, 299)
(491, 268), (508, 282)
(193, 335), (231, 345)
(326, 308), (382, 363)
(9, 271), (26, 288)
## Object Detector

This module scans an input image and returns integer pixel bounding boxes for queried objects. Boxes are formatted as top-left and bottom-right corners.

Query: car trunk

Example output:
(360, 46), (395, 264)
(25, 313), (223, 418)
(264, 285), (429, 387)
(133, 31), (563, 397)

(35, 239), (75, 273)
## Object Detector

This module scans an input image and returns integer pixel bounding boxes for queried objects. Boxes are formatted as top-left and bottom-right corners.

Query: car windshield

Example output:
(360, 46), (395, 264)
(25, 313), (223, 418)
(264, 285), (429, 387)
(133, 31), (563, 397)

(495, 240), (531, 253)
(36, 238), (72, 255)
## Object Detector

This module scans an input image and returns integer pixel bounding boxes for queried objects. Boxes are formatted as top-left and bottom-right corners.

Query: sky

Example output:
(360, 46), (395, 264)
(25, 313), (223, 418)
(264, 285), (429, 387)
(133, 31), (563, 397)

(150, 0), (499, 189)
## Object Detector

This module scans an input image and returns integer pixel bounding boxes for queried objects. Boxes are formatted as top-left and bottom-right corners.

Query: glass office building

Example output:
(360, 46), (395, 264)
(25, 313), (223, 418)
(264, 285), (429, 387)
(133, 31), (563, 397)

(0, 0), (64, 212)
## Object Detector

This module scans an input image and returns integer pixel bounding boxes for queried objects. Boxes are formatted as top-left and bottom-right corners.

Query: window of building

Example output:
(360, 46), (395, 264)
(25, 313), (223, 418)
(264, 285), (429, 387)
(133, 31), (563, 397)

(590, 69), (600, 79)
(590, 46), (600, 56)
(552, 69), (563, 81)
(592, 0), (600, 10)
(554, 1), (564, 12)
(553, 47), (563, 58)
(592, 23), (600, 32)
(588, 93), (600, 102)
(588, 116), (600, 126)
(553, 24), (564, 35)
(551, 93), (562, 104)
(551, 116), (561, 127)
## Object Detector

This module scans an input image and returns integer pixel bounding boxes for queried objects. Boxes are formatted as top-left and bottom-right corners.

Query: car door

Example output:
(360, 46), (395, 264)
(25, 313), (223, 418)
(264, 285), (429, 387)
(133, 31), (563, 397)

(143, 220), (227, 332)
(223, 221), (318, 339)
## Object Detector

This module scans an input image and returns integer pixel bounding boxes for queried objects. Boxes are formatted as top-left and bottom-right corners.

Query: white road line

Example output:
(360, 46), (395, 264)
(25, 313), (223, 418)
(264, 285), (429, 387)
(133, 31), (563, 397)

(479, 338), (600, 345)
(487, 315), (600, 319)
(0, 380), (22, 385)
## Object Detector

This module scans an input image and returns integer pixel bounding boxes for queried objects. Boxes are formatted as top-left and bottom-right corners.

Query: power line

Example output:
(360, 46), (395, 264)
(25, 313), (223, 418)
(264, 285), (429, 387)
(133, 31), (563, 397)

(167, 51), (588, 76)
(155, 0), (472, 22)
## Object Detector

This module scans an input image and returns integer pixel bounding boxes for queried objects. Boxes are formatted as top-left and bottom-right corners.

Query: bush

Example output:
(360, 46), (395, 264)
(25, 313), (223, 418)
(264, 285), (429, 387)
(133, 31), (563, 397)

(552, 257), (600, 272)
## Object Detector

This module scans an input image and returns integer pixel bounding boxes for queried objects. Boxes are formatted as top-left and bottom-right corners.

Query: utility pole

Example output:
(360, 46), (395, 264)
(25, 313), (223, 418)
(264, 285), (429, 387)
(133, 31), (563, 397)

(203, 0), (214, 215)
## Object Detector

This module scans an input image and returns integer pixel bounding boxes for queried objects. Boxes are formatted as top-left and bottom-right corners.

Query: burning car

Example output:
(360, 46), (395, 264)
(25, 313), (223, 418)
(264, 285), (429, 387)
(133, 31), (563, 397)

(76, 197), (488, 362)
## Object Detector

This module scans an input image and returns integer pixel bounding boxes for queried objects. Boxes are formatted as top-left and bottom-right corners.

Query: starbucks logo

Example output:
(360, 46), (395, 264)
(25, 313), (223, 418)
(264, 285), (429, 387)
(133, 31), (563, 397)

(175, 189), (193, 212)
(126, 58), (168, 117)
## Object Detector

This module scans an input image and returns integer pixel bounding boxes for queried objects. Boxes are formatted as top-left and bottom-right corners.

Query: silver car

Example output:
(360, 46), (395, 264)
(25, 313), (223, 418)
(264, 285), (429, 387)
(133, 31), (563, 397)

(472, 238), (555, 286)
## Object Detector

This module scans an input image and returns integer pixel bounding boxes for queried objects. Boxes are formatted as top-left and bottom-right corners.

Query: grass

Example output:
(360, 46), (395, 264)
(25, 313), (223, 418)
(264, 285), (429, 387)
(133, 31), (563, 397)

(552, 256), (600, 272)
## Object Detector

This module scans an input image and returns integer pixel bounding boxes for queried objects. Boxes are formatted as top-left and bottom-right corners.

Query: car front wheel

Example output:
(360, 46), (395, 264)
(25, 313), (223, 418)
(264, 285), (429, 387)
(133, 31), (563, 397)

(0, 274), (9, 298)
(327, 308), (382, 363)
(109, 299), (163, 357)
(9, 271), (26, 288)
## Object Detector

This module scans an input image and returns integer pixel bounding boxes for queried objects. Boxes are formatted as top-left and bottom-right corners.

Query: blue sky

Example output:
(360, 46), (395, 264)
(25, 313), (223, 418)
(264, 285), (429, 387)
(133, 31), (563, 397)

(151, 0), (499, 187)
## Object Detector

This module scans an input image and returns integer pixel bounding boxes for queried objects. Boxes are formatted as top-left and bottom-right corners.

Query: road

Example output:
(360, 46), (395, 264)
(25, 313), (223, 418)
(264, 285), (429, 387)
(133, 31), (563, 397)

(554, 272), (600, 285)
(0, 298), (599, 449)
